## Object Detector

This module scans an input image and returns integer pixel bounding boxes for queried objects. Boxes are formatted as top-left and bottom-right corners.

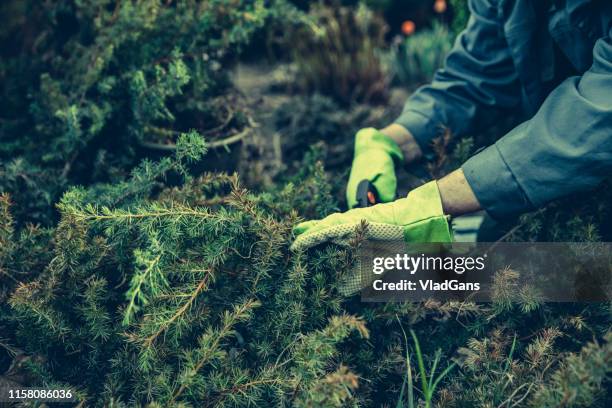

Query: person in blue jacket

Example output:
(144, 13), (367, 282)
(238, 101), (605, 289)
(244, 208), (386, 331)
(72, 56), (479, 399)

(292, 0), (612, 251)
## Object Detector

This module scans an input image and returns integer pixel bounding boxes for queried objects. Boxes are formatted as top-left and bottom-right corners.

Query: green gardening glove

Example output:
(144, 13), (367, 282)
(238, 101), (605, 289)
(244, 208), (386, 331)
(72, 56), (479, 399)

(292, 181), (453, 295)
(346, 128), (404, 209)
(292, 181), (452, 252)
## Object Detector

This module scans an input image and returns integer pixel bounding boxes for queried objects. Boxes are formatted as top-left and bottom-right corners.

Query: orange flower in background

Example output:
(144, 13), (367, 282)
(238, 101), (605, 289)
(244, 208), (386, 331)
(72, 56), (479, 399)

(401, 20), (416, 36)
(434, 0), (447, 14)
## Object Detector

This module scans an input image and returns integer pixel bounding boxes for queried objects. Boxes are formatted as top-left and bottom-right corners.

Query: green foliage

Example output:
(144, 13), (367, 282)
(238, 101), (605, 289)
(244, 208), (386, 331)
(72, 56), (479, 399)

(442, 327), (612, 407)
(530, 331), (612, 407)
(508, 180), (612, 242)
(422, 128), (475, 179)
(294, 365), (359, 407)
(0, 0), (300, 225)
(0, 159), (68, 226)
(1, 143), (610, 406)
(450, 0), (470, 37)
(176, 130), (209, 163)
(289, 2), (389, 105)
(396, 322), (456, 408)
(388, 21), (454, 86)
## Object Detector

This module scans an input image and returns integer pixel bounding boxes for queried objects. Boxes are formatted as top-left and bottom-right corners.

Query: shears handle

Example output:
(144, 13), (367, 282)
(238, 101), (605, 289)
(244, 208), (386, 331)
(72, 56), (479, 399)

(355, 180), (379, 208)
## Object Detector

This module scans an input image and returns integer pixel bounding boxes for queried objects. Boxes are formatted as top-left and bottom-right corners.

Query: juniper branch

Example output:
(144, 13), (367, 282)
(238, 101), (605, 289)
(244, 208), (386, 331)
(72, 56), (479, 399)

(141, 269), (214, 347)
(170, 299), (261, 403)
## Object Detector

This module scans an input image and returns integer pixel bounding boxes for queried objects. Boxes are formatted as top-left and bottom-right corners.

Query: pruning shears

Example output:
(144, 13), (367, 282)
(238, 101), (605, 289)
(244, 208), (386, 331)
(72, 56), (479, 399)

(355, 180), (379, 208)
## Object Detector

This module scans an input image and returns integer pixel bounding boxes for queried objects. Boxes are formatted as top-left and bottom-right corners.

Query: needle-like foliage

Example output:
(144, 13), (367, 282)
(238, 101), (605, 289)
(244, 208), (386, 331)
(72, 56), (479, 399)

(1, 136), (610, 407)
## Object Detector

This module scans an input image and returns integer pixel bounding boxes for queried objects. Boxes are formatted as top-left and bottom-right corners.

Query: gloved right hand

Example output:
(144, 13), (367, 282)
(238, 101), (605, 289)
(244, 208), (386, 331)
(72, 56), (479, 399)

(292, 181), (452, 296)
(293, 181), (452, 253)
(346, 128), (404, 209)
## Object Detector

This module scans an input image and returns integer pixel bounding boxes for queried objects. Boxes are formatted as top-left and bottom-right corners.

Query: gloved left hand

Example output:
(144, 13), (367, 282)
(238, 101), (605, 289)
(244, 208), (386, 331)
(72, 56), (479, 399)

(291, 181), (452, 252)
(346, 128), (404, 209)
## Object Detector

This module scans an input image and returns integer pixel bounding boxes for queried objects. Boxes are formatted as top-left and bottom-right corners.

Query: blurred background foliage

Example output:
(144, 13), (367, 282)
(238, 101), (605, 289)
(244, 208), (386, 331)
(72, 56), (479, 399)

(0, 0), (467, 226)
(387, 21), (454, 86)
(0, 0), (301, 224)
(289, 3), (389, 105)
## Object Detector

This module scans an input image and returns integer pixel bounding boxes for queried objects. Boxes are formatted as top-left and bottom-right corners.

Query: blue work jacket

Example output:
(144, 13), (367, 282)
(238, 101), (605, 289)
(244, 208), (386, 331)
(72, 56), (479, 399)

(396, 0), (612, 219)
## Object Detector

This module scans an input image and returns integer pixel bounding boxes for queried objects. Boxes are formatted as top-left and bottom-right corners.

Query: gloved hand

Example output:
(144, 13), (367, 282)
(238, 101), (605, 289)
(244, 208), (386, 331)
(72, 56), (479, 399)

(292, 181), (452, 253)
(346, 128), (404, 209)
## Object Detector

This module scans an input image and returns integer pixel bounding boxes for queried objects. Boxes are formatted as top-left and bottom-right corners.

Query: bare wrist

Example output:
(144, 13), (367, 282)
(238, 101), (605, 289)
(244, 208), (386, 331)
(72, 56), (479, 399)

(436, 168), (482, 216)
(380, 124), (423, 163)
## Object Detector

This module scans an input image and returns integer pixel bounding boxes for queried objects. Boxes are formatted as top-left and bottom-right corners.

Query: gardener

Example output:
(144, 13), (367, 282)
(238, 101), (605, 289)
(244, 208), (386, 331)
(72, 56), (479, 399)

(292, 0), (612, 252)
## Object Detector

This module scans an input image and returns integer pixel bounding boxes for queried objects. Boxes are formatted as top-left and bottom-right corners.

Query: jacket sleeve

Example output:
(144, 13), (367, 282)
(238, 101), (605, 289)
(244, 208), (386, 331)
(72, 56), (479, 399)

(395, 0), (521, 156)
(462, 25), (612, 219)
